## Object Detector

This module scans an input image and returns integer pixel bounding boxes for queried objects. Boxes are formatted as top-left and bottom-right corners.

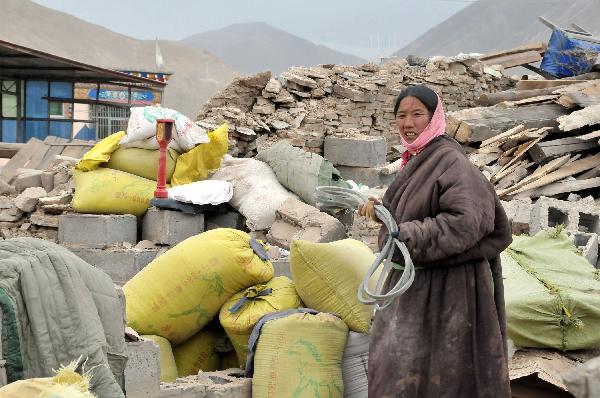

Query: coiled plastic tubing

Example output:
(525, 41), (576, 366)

(315, 186), (415, 310)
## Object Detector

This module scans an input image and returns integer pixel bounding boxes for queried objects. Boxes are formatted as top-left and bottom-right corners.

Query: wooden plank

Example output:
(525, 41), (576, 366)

(478, 88), (565, 106)
(496, 166), (530, 190)
(469, 152), (502, 168)
(0, 138), (50, 182)
(0, 143), (25, 158)
(480, 43), (546, 61)
(506, 94), (559, 106)
(514, 177), (600, 199)
(491, 132), (548, 182)
(498, 155), (572, 196)
(60, 139), (93, 159)
(509, 153), (600, 195)
(500, 128), (546, 151)
(558, 104), (600, 131)
(480, 124), (526, 148)
(529, 140), (598, 163)
(516, 80), (590, 91)
(446, 104), (567, 143)
(577, 166), (600, 180)
(481, 50), (542, 69)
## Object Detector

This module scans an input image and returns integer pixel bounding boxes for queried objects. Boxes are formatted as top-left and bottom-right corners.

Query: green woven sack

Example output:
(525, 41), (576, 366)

(503, 228), (600, 350)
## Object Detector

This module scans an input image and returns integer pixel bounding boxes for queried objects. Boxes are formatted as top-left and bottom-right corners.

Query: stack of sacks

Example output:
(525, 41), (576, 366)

(123, 228), (275, 378)
(71, 122), (229, 216)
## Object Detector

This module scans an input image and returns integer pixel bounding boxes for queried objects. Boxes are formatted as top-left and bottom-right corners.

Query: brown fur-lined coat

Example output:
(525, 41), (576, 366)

(369, 136), (512, 398)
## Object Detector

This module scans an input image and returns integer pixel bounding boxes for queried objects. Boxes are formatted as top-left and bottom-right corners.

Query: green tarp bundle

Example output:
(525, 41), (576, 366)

(256, 141), (348, 206)
(503, 228), (600, 350)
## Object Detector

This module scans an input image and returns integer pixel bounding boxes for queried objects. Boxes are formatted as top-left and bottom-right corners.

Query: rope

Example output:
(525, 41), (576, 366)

(315, 186), (415, 310)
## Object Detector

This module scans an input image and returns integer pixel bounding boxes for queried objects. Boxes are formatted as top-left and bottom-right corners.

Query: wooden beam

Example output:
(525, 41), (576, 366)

(478, 88), (561, 106)
(480, 43), (547, 60)
(514, 177), (600, 198)
(558, 104), (600, 132)
(481, 51), (542, 69)
(509, 153), (600, 195)
(528, 138), (598, 163)
(516, 80), (590, 90)
(497, 154), (571, 197)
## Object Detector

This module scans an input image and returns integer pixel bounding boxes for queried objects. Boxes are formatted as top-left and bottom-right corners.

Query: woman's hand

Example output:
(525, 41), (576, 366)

(357, 196), (382, 223)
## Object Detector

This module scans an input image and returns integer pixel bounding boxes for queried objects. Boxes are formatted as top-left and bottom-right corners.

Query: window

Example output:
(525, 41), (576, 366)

(91, 105), (129, 140)
(1, 80), (23, 118)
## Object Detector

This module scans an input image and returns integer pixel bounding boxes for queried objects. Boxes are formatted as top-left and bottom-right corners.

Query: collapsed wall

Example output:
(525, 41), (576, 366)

(195, 57), (514, 161)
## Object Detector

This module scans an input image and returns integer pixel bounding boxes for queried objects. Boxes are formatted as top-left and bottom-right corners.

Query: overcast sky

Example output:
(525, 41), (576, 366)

(32, 0), (471, 59)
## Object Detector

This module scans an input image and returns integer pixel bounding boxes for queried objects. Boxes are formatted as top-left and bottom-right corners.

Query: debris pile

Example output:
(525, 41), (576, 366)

(195, 57), (514, 160)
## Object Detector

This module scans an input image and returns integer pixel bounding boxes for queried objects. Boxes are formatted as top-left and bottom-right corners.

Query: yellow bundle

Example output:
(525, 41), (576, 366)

(76, 131), (125, 171)
(171, 123), (229, 186)
(0, 359), (95, 398)
(124, 228), (274, 343)
(173, 329), (220, 377)
(71, 168), (156, 216)
(219, 276), (302, 367)
(106, 147), (179, 183)
(252, 312), (348, 398)
(290, 239), (377, 333)
(141, 335), (178, 382)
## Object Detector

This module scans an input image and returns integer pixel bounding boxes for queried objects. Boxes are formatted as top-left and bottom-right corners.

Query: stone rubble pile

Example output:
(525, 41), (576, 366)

(195, 57), (514, 161)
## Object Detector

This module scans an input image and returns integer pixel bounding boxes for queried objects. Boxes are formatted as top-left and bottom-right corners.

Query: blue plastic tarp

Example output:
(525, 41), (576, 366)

(541, 29), (600, 78)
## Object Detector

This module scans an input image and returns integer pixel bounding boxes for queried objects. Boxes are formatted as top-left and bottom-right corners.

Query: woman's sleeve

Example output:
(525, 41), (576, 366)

(419, 196), (513, 267)
(398, 158), (497, 263)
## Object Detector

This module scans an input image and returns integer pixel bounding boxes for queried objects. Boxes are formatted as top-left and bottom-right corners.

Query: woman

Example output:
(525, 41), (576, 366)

(358, 85), (512, 397)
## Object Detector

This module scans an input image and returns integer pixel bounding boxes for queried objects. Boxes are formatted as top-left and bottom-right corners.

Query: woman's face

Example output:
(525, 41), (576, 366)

(396, 96), (431, 144)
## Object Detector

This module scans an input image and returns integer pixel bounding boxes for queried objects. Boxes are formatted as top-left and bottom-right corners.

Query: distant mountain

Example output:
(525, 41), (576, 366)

(1, 0), (238, 117)
(182, 22), (367, 75)
(394, 0), (600, 58)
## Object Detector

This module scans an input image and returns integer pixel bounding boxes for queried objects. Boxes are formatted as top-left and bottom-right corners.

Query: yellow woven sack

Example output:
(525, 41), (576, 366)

(75, 131), (125, 171)
(220, 276), (302, 367)
(142, 335), (178, 382)
(173, 329), (220, 376)
(171, 123), (229, 186)
(106, 147), (179, 183)
(0, 359), (95, 398)
(123, 228), (274, 343)
(219, 351), (240, 370)
(290, 239), (376, 333)
(71, 168), (155, 216)
(252, 312), (348, 398)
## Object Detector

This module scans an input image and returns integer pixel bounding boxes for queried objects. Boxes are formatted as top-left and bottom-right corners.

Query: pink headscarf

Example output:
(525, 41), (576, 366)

(399, 94), (446, 169)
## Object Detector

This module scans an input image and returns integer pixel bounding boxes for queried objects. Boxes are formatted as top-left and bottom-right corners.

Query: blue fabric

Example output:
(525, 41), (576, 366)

(75, 125), (97, 141)
(541, 29), (600, 78)
(50, 121), (72, 139)
(25, 81), (48, 118)
(24, 121), (48, 142)
(50, 82), (72, 99)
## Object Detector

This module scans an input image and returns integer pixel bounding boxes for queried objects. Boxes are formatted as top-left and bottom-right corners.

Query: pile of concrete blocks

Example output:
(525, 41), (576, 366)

(58, 213), (160, 286)
(501, 196), (600, 267)
(0, 156), (76, 243)
(324, 135), (394, 187)
(266, 197), (347, 250)
(195, 56), (514, 160)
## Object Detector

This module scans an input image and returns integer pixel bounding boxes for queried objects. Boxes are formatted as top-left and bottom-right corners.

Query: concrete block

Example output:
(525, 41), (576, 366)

(205, 211), (246, 231)
(14, 170), (43, 193)
(501, 198), (533, 235)
(324, 136), (387, 167)
(41, 171), (55, 193)
(572, 232), (599, 267)
(0, 179), (16, 196)
(14, 187), (47, 213)
(564, 356), (600, 398)
(142, 207), (205, 246)
(125, 340), (160, 398)
(267, 198), (347, 250)
(337, 165), (396, 188)
(58, 214), (137, 249)
(68, 247), (159, 285)
(0, 202), (22, 223)
(160, 369), (251, 398)
(531, 197), (600, 236)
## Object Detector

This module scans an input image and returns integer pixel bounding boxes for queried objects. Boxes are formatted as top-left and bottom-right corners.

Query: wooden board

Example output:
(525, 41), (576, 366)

(38, 136), (69, 170)
(481, 50), (542, 69)
(515, 80), (590, 91)
(480, 43), (546, 61)
(60, 139), (94, 159)
(497, 155), (571, 197)
(528, 137), (599, 163)
(446, 104), (567, 143)
(491, 132), (547, 182)
(509, 153), (600, 195)
(558, 104), (600, 132)
(478, 87), (564, 106)
(0, 138), (50, 182)
(514, 177), (600, 198)
(480, 124), (526, 148)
